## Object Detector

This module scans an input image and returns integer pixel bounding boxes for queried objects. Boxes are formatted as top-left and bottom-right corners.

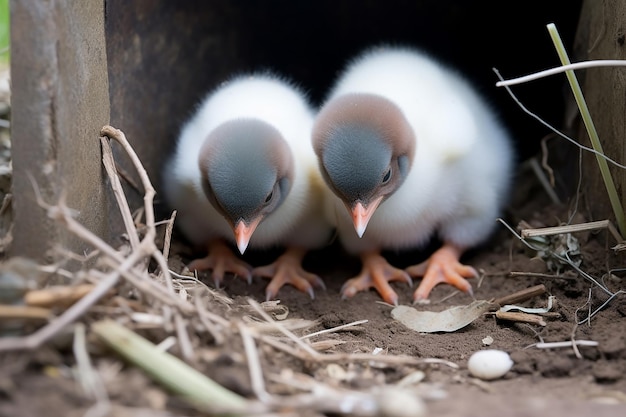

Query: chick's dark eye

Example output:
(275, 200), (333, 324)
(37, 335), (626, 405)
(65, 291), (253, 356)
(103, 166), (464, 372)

(264, 191), (273, 203)
(382, 168), (392, 184)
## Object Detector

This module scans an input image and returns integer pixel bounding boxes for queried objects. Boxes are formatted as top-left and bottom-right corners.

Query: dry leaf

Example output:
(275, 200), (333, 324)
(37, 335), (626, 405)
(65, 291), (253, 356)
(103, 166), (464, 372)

(391, 300), (493, 333)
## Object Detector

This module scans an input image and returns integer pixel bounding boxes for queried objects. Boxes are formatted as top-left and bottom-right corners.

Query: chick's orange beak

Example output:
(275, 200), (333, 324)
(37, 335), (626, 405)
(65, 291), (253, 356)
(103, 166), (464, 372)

(234, 217), (262, 254)
(351, 196), (383, 238)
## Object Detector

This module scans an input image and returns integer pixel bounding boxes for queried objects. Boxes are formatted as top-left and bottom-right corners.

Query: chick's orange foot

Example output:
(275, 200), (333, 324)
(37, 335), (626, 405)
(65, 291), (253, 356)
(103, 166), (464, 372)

(252, 247), (326, 301)
(340, 252), (412, 306)
(406, 244), (477, 302)
(187, 240), (252, 287)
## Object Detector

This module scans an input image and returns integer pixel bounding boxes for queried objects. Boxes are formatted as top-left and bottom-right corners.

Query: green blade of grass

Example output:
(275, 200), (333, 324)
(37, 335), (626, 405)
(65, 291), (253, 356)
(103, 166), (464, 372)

(546, 23), (626, 239)
(0, 0), (9, 65)
(92, 319), (248, 414)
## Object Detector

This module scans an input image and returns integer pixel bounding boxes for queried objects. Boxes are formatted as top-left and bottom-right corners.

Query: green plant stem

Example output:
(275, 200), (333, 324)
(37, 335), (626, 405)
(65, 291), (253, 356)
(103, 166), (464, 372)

(92, 320), (248, 414)
(546, 23), (626, 239)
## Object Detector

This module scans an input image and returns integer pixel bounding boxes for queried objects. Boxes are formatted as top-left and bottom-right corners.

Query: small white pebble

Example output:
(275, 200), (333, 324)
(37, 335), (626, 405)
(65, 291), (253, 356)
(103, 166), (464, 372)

(482, 336), (494, 346)
(467, 349), (513, 380)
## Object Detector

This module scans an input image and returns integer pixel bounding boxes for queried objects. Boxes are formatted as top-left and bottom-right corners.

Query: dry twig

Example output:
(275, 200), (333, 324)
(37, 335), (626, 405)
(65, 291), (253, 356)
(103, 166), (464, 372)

(492, 284), (546, 307)
(495, 310), (547, 326)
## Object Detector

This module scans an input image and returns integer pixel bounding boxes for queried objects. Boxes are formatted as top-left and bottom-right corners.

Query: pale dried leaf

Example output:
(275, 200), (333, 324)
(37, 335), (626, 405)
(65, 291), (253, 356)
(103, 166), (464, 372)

(391, 300), (493, 333)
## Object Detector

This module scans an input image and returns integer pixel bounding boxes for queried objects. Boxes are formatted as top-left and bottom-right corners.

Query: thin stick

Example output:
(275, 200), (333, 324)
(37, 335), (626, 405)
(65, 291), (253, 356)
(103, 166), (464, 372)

(496, 59), (626, 87)
(73, 323), (111, 413)
(28, 178), (123, 262)
(151, 254), (194, 363)
(521, 220), (611, 238)
(578, 290), (625, 325)
(528, 158), (560, 204)
(492, 69), (626, 171)
(161, 210), (177, 264)
(533, 340), (598, 349)
(0, 192), (12, 215)
(560, 251), (614, 297)
(100, 137), (140, 249)
(173, 316), (193, 361)
(25, 284), (98, 308)
(492, 284), (546, 307)
(152, 250), (176, 294)
(238, 323), (271, 403)
(569, 321), (582, 359)
(174, 290), (194, 362)
(247, 298), (320, 358)
(500, 296), (556, 314)
(509, 271), (578, 280)
(300, 319), (369, 340)
(114, 162), (142, 195)
(101, 126), (156, 229)
(540, 135), (558, 188)
(495, 310), (547, 326)
(0, 305), (51, 320)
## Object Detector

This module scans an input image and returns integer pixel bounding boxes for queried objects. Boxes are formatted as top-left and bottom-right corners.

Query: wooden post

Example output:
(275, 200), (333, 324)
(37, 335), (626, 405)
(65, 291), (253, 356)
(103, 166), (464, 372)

(10, 0), (113, 263)
(573, 0), (626, 235)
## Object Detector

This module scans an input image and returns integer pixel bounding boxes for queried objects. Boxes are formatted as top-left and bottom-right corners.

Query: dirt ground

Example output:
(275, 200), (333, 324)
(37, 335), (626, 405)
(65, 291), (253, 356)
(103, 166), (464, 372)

(218, 195), (626, 417)
(1, 155), (625, 417)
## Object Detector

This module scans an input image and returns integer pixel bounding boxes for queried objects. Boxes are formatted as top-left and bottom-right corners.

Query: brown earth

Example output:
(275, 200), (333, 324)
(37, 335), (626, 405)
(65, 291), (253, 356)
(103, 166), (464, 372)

(0, 163), (625, 417)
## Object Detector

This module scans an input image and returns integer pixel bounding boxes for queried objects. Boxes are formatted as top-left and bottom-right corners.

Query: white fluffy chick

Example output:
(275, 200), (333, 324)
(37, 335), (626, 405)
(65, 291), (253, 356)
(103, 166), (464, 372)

(312, 45), (514, 305)
(164, 73), (332, 300)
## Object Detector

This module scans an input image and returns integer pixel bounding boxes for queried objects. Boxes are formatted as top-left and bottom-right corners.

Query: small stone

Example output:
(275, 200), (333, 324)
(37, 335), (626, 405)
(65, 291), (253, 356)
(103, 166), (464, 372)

(467, 349), (514, 380)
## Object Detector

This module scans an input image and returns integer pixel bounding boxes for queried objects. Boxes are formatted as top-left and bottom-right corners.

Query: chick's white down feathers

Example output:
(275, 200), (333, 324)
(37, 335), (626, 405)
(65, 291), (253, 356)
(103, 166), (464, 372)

(163, 74), (330, 251)
(320, 46), (513, 254)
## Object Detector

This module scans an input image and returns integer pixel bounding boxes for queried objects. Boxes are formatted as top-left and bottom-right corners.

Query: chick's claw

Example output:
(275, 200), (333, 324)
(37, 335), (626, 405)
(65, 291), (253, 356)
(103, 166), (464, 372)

(187, 240), (252, 287)
(341, 252), (412, 306)
(253, 248), (325, 301)
(406, 244), (477, 302)
(341, 277), (399, 306)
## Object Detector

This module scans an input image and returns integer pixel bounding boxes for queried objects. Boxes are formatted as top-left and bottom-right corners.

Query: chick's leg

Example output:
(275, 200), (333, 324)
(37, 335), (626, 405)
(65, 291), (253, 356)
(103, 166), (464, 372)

(187, 240), (252, 287)
(252, 247), (326, 301)
(406, 243), (477, 302)
(341, 251), (412, 306)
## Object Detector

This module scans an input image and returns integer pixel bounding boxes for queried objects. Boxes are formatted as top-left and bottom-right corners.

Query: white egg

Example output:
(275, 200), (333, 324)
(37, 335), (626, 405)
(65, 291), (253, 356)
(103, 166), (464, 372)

(467, 349), (513, 380)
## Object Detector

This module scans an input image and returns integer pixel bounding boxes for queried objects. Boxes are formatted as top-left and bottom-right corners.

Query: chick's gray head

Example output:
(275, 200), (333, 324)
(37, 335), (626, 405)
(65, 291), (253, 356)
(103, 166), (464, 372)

(312, 93), (415, 208)
(199, 118), (293, 251)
